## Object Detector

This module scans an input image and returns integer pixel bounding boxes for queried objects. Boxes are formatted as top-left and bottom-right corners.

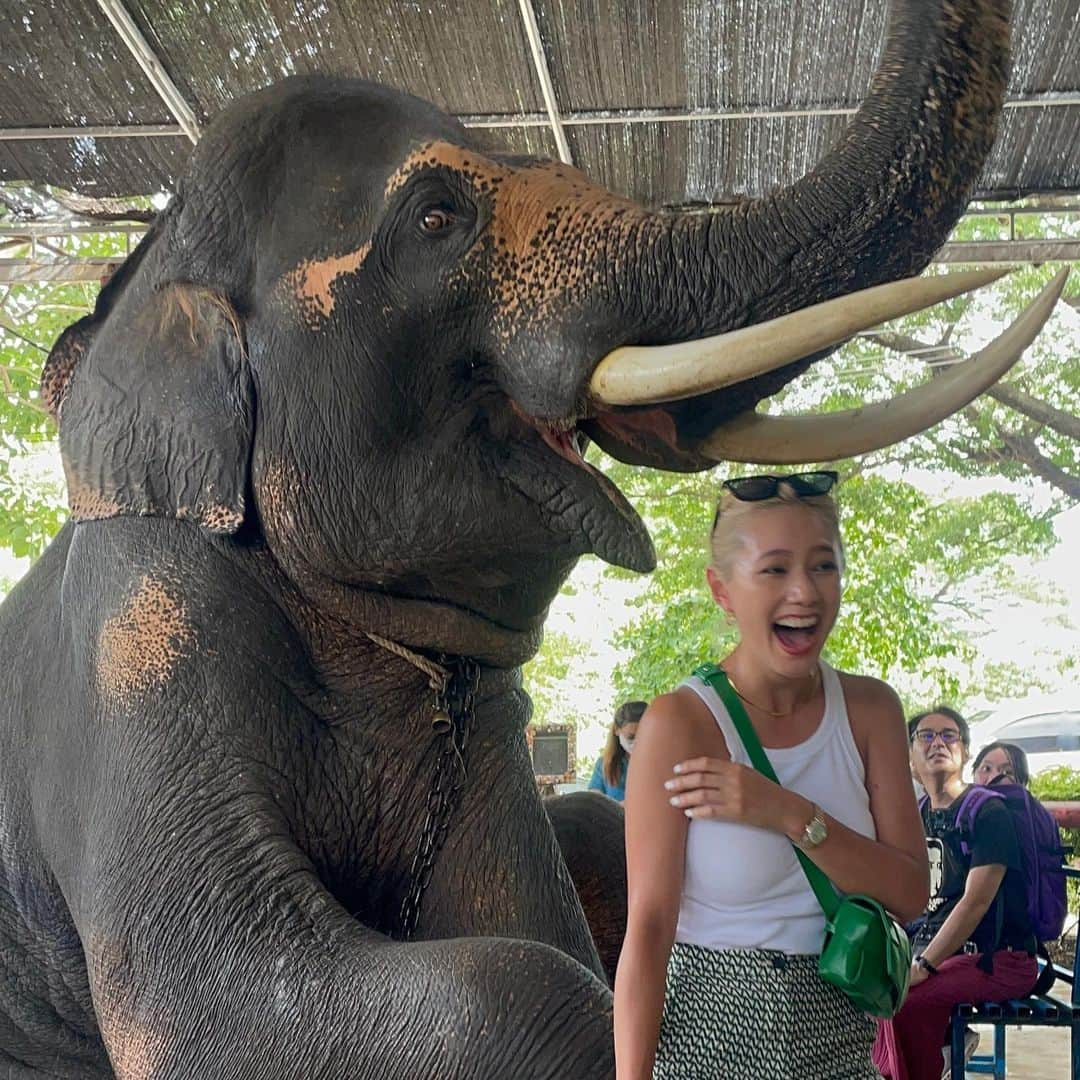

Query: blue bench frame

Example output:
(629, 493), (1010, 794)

(950, 865), (1080, 1079)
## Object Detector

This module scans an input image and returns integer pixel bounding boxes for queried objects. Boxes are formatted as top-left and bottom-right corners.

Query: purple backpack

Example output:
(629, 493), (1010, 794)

(920, 783), (1068, 943)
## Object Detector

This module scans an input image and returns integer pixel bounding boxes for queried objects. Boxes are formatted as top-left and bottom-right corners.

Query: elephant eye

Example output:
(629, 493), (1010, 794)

(419, 206), (454, 234)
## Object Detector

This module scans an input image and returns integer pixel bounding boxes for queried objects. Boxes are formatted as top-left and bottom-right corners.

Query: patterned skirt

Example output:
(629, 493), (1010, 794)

(653, 943), (882, 1080)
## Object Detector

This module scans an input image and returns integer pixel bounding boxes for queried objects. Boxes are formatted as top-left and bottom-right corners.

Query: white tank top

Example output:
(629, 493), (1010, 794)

(675, 661), (876, 955)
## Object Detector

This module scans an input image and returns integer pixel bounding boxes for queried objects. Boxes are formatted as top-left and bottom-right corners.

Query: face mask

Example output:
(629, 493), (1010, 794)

(619, 734), (635, 755)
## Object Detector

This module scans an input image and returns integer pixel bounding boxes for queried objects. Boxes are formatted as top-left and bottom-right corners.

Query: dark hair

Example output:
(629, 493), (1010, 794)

(972, 741), (1031, 787)
(908, 705), (970, 749)
(604, 700), (647, 787)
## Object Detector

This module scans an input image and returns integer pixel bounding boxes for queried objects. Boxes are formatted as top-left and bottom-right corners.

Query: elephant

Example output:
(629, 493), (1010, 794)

(545, 793), (628, 986)
(0, 0), (1061, 1076)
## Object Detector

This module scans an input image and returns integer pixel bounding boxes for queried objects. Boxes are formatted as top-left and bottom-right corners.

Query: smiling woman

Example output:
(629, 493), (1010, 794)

(615, 475), (929, 1080)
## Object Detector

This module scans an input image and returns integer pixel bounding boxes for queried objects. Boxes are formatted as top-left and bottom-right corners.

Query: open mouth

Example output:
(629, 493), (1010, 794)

(535, 421), (590, 467)
(772, 615), (821, 657)
(773, 616), (820, 654)
(504, 406), (655, 571)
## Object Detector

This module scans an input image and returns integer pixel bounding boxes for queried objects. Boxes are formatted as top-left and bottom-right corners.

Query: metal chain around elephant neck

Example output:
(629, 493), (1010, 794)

(366, 633), (481, 941)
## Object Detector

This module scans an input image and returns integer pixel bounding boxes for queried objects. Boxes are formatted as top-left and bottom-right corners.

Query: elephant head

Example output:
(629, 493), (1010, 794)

(41, 0), (1040, 670)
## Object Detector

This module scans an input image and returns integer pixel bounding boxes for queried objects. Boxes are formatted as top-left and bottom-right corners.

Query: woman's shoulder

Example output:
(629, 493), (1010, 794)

(636, 687), (720, 756)
(830, 669), (906, 761)
(832, 668), (904, 717)
(642, 685), (713, 727)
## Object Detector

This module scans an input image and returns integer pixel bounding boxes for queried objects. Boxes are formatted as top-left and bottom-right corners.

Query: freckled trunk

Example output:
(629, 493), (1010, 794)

(593, 0), (1008, 418)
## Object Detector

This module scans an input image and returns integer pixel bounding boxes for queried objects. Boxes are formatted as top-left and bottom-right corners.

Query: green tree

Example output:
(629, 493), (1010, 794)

(0, 187), (143, 561)
(598, 461), (1062, 711)
(571, 241), (1080, 714)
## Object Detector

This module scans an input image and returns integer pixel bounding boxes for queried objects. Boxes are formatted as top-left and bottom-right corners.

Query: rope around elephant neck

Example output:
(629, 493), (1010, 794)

(363, 631), (480, 941)
(365, 631), (450, 690)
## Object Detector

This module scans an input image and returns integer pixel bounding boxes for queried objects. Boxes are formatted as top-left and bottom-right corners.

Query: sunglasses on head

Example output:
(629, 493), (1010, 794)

(722, 471), (839, 502)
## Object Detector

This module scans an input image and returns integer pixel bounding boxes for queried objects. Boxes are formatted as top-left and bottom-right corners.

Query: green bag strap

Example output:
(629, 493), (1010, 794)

(692, 662), (840, 921)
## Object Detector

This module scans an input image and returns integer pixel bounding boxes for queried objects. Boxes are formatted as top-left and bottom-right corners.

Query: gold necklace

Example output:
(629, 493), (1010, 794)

(724, 668), (818, 718)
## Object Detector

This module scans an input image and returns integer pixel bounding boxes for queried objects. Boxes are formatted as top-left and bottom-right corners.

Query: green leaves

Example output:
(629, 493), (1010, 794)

(0, 189), (144, 571)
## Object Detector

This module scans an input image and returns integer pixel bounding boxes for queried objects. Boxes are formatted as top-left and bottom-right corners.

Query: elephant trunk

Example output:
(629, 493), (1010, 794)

(623, 0), (1007, 335)
(570, 0), (1010, 460)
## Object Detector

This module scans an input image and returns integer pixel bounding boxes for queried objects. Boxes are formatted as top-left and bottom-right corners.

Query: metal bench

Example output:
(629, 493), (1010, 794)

(949, 865), (1080, 1078)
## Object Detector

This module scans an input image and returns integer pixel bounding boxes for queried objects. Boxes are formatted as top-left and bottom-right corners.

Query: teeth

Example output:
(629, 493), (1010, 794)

(776, 616), (818, 629)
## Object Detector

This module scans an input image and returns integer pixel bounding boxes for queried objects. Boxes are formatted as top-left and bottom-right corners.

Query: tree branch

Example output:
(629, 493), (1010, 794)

(996, 432), (1080, 500)
(861, 330), (961, 364)
(0, 319), (47, 354)
(985, 382), (1080, 441)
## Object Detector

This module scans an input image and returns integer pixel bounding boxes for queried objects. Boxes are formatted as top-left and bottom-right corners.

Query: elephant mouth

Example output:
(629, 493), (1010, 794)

(510, 266), (1067, 573)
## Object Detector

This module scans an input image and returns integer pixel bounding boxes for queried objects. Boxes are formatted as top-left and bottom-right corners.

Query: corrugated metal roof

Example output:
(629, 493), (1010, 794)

(1, 0), (1078, 202)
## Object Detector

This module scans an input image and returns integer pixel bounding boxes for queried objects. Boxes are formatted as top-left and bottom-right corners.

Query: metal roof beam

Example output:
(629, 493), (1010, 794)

(459, 91), (1080, 129)
(0, 257), (123, 285)
(515, 0), (573, 164)
(3, 92), (1076, 143)
(95, 0), (200, 144)
(933, 240), (1080, 264)
(0, 124), (184, 140)
(0, 223), (148, 238)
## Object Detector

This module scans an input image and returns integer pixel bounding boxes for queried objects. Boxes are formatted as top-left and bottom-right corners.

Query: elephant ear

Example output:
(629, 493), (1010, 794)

(45, 260), (254, 534)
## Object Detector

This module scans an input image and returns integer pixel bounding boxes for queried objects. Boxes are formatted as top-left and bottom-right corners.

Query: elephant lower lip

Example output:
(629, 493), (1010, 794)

(499, 408), (655, 572)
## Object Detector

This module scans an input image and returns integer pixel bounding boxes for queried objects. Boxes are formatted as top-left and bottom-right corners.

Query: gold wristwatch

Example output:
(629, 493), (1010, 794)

(796, 803), (828, 850)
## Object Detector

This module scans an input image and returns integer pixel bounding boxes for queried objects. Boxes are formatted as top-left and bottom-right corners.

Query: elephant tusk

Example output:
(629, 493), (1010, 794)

(588, 267), (1011, 406)
(694, 268), (1070, 465)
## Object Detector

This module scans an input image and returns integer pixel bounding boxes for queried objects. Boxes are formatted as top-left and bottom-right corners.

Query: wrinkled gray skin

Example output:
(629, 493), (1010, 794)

(0, 1), (1007, 1076)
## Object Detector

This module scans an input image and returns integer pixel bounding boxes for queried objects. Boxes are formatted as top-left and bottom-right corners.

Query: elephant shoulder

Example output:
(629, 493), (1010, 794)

(62, 518), (302, 715)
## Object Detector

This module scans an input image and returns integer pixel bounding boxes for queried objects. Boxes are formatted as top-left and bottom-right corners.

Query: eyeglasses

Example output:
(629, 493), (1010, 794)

(913, 729), (964, 748)
(722, 471), (839, 502)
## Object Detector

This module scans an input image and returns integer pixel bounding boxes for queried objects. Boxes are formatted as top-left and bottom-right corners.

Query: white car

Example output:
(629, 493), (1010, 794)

(967, 696), (1080, 778)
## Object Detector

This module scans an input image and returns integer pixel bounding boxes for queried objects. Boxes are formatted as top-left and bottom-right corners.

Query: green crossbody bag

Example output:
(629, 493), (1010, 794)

(694, 663), (912, 1018)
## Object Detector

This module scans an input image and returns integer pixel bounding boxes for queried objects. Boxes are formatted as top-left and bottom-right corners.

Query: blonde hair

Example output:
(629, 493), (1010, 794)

(708, 484), (845, 576)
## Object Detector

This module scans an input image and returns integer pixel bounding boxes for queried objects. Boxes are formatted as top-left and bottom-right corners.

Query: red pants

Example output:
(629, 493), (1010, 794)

(872, 950), (1037, 1080)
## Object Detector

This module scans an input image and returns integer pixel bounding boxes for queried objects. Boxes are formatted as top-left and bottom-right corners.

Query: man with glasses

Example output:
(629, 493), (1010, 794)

(873, 708), (1038, 1079)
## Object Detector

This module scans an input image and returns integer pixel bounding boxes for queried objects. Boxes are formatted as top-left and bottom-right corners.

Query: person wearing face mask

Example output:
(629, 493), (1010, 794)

(615, 473), (928, 1080)
(588, 701), (646, 801)
(872, 709), (1038, 1080)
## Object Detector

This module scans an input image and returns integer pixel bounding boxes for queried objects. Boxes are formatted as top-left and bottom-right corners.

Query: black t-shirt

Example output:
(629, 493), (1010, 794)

(919, 789), (1036, 955)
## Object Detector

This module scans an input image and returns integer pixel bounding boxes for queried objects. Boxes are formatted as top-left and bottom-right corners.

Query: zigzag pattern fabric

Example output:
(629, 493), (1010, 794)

(653, 942), (882, 1079)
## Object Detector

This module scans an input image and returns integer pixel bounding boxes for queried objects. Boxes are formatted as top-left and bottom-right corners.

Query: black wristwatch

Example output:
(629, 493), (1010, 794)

(915, 955), (939, 976)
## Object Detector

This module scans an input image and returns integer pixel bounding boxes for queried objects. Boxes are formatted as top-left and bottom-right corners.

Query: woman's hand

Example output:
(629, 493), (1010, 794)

(908, 961), (929, 988)
(664, 757), (812, 838)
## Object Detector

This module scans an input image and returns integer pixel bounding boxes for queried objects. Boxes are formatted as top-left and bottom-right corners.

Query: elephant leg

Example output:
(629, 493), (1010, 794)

(85, 891), (613, 1080)
(73, 771), (614, 1079)
(546, 791), (627, 987)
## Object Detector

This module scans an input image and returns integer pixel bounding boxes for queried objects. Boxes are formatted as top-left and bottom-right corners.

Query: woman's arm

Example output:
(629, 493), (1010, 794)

(666, 676), (929, 923)
(614, 690), (706, 1080)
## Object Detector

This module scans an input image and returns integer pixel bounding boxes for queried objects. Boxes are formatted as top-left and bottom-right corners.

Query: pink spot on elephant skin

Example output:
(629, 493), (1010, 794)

(284, 243), (371, 328)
